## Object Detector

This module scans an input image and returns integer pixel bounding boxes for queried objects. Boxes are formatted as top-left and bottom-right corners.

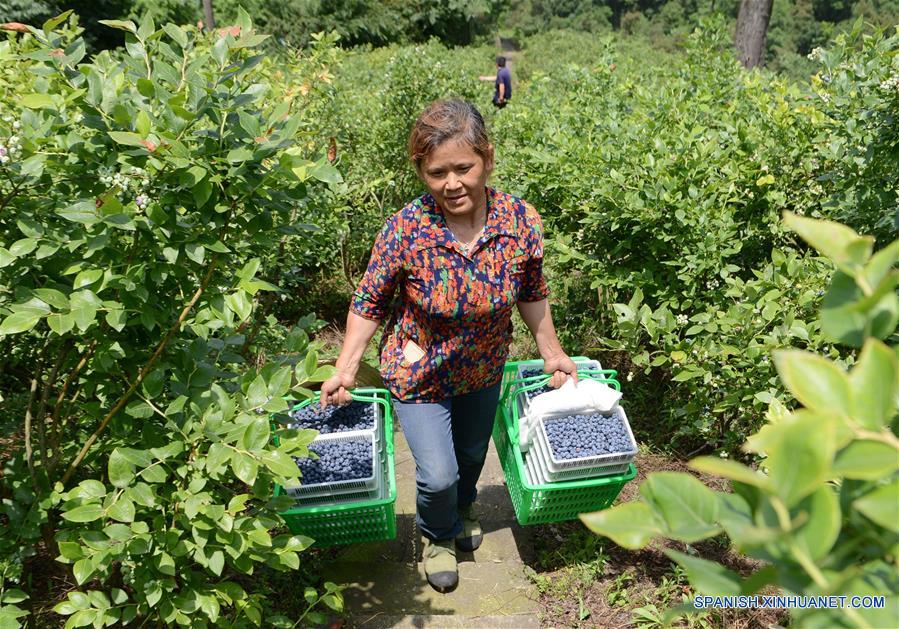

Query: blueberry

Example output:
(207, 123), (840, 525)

(293, 437), (374, 485)
(544, 411), (632, 461)
(288, 401), (376, 433)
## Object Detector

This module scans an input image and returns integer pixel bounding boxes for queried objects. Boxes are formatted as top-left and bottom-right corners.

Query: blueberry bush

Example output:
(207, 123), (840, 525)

(0, 11), (343, 627)
(583, 214), (899, 628)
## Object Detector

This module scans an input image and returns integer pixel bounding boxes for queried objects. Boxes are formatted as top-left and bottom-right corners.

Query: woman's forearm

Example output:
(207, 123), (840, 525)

(335, 311), (381, 376)
(516, 299), (565, 360)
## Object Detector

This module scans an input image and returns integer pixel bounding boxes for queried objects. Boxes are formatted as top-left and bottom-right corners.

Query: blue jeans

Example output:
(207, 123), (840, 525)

(392, 383), (501, 541)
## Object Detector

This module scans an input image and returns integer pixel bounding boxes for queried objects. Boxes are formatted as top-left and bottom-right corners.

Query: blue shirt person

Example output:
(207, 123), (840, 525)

(479, 56), (512, 109)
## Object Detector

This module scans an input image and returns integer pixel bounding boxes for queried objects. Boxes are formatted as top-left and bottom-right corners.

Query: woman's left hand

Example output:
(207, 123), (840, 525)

(543, 353), (578, 388)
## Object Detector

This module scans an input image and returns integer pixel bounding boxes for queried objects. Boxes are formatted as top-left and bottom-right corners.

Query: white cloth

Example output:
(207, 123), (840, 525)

(518, 379), (622, 450)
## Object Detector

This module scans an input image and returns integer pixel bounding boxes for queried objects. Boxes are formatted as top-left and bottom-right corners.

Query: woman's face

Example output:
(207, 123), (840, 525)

(419, 138), (494, 219)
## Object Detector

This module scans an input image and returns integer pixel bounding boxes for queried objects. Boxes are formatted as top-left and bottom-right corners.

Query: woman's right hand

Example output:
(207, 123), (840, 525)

(319, 369), (357, 409)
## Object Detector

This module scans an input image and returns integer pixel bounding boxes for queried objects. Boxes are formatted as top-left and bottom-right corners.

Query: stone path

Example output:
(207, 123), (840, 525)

(322, 424), (541, 628)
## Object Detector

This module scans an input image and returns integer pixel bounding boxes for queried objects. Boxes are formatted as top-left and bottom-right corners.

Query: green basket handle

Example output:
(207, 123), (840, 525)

(500, 371), (620, 445)
(279, 387), (394, 454)
(501, 369), (620, 410)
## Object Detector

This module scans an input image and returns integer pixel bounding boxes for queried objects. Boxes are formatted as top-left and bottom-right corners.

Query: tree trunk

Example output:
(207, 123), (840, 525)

(202, 0), (216, 31)
(734, 0), (773, 69)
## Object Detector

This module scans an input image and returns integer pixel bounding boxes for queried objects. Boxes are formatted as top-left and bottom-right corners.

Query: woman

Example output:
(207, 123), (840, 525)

(319, 99), (577, 592)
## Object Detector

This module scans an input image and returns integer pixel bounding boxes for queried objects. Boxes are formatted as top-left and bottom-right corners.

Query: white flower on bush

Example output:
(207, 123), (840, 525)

(879, 74), (899, 92)
(676, 314), (689, 326)
(626, 371), (634, 382)
(135, 194), (150, 209)
(12, 120), (20, 130)
(0, 145), (8, 164)
(807, 47), (823, 62)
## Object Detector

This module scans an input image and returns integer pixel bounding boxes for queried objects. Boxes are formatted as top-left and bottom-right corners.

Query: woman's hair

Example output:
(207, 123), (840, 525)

(407, 99), (491, 171)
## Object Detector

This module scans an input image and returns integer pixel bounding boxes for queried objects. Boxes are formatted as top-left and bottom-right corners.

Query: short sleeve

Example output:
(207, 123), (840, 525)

(351, 214), (406, 320)
(518, 203), (550, 302)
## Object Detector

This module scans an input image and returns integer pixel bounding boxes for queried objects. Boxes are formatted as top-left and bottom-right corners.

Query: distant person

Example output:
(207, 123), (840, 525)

(479, 56), (512, 108)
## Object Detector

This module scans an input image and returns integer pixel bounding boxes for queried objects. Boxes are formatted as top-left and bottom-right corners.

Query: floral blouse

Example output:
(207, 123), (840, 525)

(351, 187), (549, 402)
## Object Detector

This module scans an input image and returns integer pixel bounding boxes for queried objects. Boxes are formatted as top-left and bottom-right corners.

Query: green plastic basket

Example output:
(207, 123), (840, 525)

(494, 359), (637, 526)
(274, 388), (397, 547)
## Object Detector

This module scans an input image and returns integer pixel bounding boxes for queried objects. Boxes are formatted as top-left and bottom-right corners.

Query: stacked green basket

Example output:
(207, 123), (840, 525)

(493, 358), (638, 525)
(274, 388), (397, 547)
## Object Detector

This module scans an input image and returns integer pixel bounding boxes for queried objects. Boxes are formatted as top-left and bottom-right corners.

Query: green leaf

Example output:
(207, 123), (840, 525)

(580, 501), (663, 549)
(105, 308), (126, 332)
(242, 419), (270, 451)
(639, 472), (721, 542)
(849, 339), (899, 430)
(58, 201), (98, 224)
(764, 411), (837, 506)
(231, 452), (258, 485)
(665, 549), (742, 596)
(9, 238), (37, 257)
(309, 159), (343, 184)
(0, 311), (42, 335)
(47, 312), (75, 335)
(21, 93), (55, 109)
(689, 457), (771, 489)
(108, 131), (147, 147)
(227, 147), (253, 163)
(144, 581), (163, 608)
(225, 291), (253, 322)
(76, 479), (107, 498)
(783, 212), (873, 274)
(163, 23), (188, 47)
(833, 440), (899, 480)
(821, 271), (897, 348)
(156, 552), (175, 576)
(107, 497), (136, 523)
(185, 243), (205, 265)
(304, 350), (318, 380)
(261, 451), (300, 477)
(70, 291), (99, 332)
(206, 443), (231, 474)
(853, 480), (899, 532)
(57, 541), (84, 561)
(193, 179), (213, 208)
(62, 504), (104, 523)
(108, 448), (135, 488)
(34, 288), (69, 309)
(321, 593), (342, 612)
(268, 367), (292, 398)
(2, 589), (28, 604)
(98, 19), (137, 33)
(237, 258), (261, 281)
(863, 239), (899, 288)
(792, 485), (841, 560)
(136, 110), (151, 137)
(246, 375), (268, 409)
(73, 269), (103, 290)
(43, 9), (74, 32)
(137, 12), (155, 40)
(773, 349), (851, 416)
(717, 493), (781, 548)
(209, 550), (225, 576)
